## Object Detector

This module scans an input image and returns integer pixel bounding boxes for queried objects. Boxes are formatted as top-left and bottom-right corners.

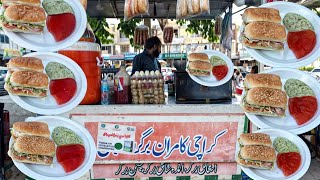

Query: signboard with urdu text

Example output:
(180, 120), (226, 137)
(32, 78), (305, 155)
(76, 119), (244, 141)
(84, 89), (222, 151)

(71, 112), (245, 179)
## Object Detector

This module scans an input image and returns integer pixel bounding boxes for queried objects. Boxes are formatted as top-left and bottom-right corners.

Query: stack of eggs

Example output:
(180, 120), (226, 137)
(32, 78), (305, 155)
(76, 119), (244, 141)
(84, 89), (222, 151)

(131, 70), (165, 104)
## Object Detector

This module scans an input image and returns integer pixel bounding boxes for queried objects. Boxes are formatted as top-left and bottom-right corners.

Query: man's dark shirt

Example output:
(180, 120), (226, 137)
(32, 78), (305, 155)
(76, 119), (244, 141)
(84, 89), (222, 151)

(131, 50), (161, 75)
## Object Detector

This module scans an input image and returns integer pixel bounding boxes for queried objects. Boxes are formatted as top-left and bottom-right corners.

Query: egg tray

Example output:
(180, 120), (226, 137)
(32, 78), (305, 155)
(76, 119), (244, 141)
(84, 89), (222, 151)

(131, 77), (165, 104)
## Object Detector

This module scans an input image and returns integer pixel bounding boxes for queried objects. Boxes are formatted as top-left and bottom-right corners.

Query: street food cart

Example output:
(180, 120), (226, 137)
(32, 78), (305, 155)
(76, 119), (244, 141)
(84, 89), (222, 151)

(0, 0), (319, 180)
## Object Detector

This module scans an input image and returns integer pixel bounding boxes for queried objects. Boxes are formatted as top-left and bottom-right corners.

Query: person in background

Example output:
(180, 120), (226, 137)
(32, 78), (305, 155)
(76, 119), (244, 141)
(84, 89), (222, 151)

(115, 61), (120, 68)
(104, 61), (111, 68)
(131, 37), (162, 75)
(251, 65), (258, 74)
(232, 69), (237, 97)
(234, 69), (243, 85)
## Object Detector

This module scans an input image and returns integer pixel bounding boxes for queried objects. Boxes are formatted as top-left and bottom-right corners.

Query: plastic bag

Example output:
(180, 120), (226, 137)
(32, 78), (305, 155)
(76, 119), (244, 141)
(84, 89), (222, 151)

(176, 0), (189, 19)
(187, 0), (201, 15)
(176, 0), (210, 19)
(134, 25), (149, 46)
(215, 15), (222, 36)
(200, 0), (210, 14)
(124, 0), (149, 21)
(79, 23), (96, 42)
(221, 11), (232, 51)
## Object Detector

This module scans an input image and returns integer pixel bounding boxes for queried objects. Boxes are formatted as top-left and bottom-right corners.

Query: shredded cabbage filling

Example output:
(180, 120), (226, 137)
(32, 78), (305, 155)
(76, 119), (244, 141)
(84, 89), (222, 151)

(10, 146), (53, 164)
(6, 76), (47, 95)
(242, 93), (286, 116)
(238, 153), (274, 168)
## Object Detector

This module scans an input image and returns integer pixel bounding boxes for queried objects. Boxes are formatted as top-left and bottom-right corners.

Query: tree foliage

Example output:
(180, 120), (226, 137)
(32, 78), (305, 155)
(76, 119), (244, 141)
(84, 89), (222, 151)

(117, 19), (142, 48)
(177, 19), (219, 43)
(314, 8), (320, 16)
(87, 16), (114, 44)
(299, 66), (314, 72)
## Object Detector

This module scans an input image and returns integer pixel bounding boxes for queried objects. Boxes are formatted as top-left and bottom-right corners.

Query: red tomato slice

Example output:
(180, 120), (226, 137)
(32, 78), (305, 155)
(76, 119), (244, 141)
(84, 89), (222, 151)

(50, 78), (77, 105)
(289, 96), (317, 125)
(57, 144), (85, 162)
(212, 65), (228, 80)
(46, 13), (76, 42)
(60, 157), (85, 173)
(3, 23), (17, 29)
(57, 144), (85, 173)
(277, 152), (301, 177)
(288, 30), (316, 59)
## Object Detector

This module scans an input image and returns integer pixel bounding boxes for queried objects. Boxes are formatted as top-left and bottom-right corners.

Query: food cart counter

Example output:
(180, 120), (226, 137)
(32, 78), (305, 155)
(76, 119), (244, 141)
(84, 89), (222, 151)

(0, 95), (247, 179)
(0, 95), (242, 121)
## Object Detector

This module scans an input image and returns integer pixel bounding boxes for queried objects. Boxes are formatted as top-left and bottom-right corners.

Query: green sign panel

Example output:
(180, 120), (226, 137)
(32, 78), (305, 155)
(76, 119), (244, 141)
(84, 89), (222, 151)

(161, 53), (187, 60)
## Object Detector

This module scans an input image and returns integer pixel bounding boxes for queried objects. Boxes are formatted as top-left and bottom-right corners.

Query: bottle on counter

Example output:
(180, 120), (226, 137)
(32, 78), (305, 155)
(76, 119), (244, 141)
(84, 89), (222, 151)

(107, 74), (115, 104)
(101, 77), (109, 105)
(114, 65), (131, 104)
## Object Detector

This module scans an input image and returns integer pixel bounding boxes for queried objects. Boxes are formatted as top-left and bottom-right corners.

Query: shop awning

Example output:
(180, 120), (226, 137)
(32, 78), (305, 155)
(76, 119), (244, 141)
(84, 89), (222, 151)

(103, 53), (138, 61)
(86, 0), (233, 19)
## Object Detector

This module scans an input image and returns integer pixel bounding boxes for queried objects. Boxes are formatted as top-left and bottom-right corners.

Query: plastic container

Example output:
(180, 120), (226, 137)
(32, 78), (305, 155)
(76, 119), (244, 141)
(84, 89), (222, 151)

(114, 65), (131, 104)
(101, 77), (109, 105)
(58, 42), (103, 104)
(107, 73), (115, 104)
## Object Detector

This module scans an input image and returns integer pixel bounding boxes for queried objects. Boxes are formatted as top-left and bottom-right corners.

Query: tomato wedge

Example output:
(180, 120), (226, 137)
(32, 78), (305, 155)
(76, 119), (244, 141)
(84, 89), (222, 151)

(46, 13), (76, 41)
(3, 23), (17, 29)
(289, 96), (317, 125)
(57, 144), (85, 173)
(288, 30), (316, 59)
(60, 158), (85, 173)
(212, 65), (228, 80)
(277, 152), (301, 177)
(50, 78), (77, 105)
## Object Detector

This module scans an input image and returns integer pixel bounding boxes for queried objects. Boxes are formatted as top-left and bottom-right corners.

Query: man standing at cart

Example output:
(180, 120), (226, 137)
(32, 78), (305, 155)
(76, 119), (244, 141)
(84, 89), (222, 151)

(131, 36), (162, 75)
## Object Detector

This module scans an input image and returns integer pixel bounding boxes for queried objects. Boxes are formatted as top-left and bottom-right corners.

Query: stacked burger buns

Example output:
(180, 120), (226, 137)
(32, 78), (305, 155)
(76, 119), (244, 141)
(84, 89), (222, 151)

(241, 8), (286, 51)
(187, 53), (212, 77)
(241, 74), (288, 117)
(0, 0), (46, 33)
(8, 121), (55, 165)
(236, 133), (276, 169)
(5, 57), (49, 98)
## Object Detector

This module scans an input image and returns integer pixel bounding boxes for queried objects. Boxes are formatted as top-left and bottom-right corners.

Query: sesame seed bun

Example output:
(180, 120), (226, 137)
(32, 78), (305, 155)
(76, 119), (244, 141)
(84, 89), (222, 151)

(2, 0), (40, 7)
(7, 57), (44, 73)
(244, 22), (286, 43)
(12, 122), (50, 139)
(13, 136), (55, 156)
(242, 8), (281, 24)
(246, 87), (287, 108)
(4, 5), (45, 24)
(9, 70), (48, 89)
(187, 53), (209, 63)
(238, 133), (272, 147)
(188, 61), (212, 71)
(240, 145), (276, 162)
(244, 74), (282, 90)
(187, 61), (212, 76)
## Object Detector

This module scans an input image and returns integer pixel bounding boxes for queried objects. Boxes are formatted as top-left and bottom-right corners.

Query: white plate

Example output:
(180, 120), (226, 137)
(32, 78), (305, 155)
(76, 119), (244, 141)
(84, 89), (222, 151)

(238, 129), (311, 180)
(2, 0), (87, 52)
(186, 50), (234, 87)
(6, 52), (87, 115)
(243, 2), (320, 68)
(243, 68), (320, 134)
(9, 116), (96, 180)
